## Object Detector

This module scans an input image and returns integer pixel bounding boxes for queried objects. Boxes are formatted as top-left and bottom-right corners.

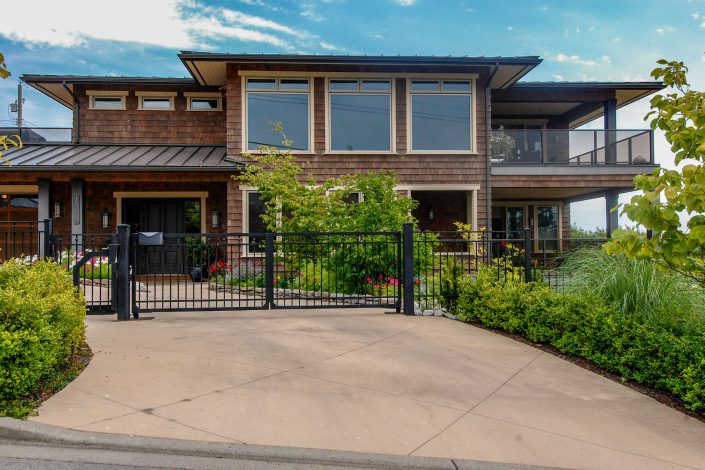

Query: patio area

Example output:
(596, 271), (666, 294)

(31, 308), (705, 470)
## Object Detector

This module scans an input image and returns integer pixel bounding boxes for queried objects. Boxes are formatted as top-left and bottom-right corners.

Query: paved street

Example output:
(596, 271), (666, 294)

(29, 308), (705, 469)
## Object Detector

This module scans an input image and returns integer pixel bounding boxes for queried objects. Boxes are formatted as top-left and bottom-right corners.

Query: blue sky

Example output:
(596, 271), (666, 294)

(1, 0), (704, 229)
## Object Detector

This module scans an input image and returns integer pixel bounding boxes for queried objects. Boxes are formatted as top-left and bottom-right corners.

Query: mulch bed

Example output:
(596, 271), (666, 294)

(467, 321), (705, 424)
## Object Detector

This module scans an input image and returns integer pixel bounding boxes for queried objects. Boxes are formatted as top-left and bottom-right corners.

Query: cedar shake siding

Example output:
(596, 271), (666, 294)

(225, 63), (489, 233)
(75, 84), (226, 145)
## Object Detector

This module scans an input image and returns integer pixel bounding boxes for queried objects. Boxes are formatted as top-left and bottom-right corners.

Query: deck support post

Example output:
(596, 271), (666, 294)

(606, 191), (620, 238)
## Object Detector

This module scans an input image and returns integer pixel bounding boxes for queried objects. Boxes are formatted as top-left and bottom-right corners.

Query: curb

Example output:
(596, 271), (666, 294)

(0, 418), (556, 470)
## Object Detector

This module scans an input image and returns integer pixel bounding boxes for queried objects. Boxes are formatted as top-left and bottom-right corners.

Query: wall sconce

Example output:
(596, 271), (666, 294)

(211, 210), (220, 228)
(428, 207), (434, 221)
(53, 201), (62, 218)
(101, 211), (110, 229)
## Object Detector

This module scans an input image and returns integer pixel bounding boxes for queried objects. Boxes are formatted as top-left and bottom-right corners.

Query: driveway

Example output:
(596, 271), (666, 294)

(31, 309), (705, 470)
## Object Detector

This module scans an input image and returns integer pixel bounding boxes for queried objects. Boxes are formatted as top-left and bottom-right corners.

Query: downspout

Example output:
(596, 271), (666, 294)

(484, 63), (499, 232)
(62, 81), (79, 143)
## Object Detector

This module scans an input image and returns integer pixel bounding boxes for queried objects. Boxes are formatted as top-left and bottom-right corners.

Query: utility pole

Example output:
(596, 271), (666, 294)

(17, 83), (22, 128)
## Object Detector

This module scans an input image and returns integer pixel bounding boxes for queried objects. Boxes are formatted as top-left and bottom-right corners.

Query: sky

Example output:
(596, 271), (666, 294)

(1, 0), (704, 230)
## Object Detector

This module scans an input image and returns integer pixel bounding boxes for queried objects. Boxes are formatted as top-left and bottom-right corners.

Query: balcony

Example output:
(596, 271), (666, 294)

(490, 129), (654, 166)
(0, 127), (72, 144)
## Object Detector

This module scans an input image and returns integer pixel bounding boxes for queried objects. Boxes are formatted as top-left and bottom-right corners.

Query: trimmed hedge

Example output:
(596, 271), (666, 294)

(0, 260), (86, 401)
(452, 267), (705, 413)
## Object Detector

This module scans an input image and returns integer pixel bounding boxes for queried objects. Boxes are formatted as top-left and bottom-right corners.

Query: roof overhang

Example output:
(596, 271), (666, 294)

(178, 52), (542, 89)
(20, 75), (197, 108)
(492, 81), (665, 128)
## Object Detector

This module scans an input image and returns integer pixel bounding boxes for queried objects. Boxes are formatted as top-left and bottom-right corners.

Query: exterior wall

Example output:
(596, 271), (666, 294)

(74, 84), (226, 145)
(225, 63), (489, 233)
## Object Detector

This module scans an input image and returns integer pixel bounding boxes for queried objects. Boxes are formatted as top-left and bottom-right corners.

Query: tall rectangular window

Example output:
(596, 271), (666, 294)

(328, 79), (392, 152)
(410, 80), (472, 151)
(246, 191), (269, 253)
(246, 78), (310, 152)
(537, 205), (559, 251)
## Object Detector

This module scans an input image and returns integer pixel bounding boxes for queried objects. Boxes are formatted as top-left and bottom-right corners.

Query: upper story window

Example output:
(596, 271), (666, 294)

(328, 79), (392, 152)
(185, 92), (222, 111)
(245, 78), (311, 152)
(136, 92), (176, 111)
(409, 80), (473, 152)
(87, 90), (128, 110)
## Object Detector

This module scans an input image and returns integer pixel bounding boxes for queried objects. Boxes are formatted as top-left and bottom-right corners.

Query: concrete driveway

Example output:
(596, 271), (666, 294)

(31, 309), (705, 470)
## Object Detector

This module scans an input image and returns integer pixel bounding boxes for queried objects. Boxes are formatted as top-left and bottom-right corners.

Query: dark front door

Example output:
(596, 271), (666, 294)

(124, 198), (197, 274)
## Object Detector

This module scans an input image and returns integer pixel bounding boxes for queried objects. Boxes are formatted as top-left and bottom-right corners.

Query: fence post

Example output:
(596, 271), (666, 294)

(402, 222), (415, 315)
(116, 224), (131, 321)
(265, 232), (275, 309)
(523, 227), (533, 283)
(42, 218), (53, 259)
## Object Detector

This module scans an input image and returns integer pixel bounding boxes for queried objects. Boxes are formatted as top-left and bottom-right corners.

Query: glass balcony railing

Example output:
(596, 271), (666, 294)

(490, 129), (654, 165)
(0, 127), (72, 144)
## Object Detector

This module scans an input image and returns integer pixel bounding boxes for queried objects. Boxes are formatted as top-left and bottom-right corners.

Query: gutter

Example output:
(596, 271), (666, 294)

(62, 81), (79, 143)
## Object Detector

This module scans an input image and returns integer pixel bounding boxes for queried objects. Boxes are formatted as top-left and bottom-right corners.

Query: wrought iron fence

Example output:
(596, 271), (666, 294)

(130, 231), (402, 314)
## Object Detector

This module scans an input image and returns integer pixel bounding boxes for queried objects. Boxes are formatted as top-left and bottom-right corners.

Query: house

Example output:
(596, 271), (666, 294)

(1, 52), (662, 255)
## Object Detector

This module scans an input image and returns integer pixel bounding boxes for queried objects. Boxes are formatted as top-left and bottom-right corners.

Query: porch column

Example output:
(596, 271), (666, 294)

(37, 179), (51, 257)
(604, 98), (617, 164)
(605, 191), (619, 238)
(71, 178), (84, 249)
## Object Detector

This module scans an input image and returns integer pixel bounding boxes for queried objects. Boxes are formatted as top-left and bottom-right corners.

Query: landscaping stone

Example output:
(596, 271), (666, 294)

(422, 309), (435, 316)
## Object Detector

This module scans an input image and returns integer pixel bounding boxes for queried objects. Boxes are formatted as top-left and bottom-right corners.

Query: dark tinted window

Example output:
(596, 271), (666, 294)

(248, 192), (268, 253)
(190, 98), (219, 110)
(330, 94), (391, 151)
(247, 93), (309, 151)
(412, 94), (471, 150)
(10, 197), (38, 208)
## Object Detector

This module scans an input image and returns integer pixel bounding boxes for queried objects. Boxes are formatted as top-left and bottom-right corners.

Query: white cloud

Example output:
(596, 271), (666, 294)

(701, 20), (705, 28)
(656, 26), (674, 35)
(601, 55), (611, 63)
(550, 53), (597, 66)
(692, 12), (700, 19)
(554, 74), (564, 81)
(392, 0), (416, 5)
(507, 26), (514, 31)
(319, 41), (341, 51)
(300, 2), (326, 22)
(0, 0), (306, 49)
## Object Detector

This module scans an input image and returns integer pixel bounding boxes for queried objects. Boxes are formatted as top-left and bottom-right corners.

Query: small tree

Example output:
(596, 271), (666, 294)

(604, 60), (705, 284)
(0, 52), (22, 165)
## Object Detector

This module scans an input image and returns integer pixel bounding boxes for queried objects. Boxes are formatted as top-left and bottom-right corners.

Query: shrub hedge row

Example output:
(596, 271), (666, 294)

(451, 267), (705, 413)
(0, 260), (86, 401)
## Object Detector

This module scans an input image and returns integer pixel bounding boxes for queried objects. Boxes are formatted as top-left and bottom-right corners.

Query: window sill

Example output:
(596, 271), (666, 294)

(137, 108), (176, 112)
(406, 151), (478, 155)
(87, 107), (126, 111)
(243, 150), (314, 156)
(326, 150), (396, 155)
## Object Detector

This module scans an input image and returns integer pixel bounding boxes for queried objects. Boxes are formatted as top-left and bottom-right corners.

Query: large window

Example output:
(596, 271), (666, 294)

(492, 203), (561, 251)
(246, 78), (310, 152)
(410, 80), (473, 152)
(328, 79), (392, 152)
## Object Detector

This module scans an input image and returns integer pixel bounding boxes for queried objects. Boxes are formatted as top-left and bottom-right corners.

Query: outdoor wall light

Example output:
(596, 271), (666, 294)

(101, 211), (110, 229)
(211, 210), (220, 228)
(53, 201), (62, 218)
(428, 207), (434, 221)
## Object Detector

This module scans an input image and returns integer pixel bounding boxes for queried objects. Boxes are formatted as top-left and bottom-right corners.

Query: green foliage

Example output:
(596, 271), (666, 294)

(438, 258), (464, 312)
(0, 260), (86, 405)
(185, 236), (217, 267)
(560, 248), (705, 331)
(0, 52), (9, 79)
(570, 224), (606, 239)
(451, 262), (705, 413)
(605, 59), (705, 284)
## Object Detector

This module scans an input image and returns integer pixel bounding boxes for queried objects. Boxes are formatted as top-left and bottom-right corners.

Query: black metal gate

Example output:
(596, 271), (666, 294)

(130, 230), (402, 315)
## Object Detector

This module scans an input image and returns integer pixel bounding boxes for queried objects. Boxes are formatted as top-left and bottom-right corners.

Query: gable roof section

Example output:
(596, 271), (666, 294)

(21, 75), (196, 108)
(2, 144), (243, 171)
(178, 51), (543, 89)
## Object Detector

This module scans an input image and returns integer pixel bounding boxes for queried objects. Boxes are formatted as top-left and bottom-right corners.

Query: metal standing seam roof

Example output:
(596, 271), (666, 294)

(1, 144), (244, 171)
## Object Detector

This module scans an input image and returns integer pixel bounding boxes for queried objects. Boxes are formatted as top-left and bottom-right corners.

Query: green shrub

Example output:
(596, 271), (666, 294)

(452, 265), (705, 413)
(0, 260), (86, 401)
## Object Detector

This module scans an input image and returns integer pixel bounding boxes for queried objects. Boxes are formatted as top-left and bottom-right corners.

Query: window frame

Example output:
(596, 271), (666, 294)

(136, 91), (176, 111)
(492, 201), (562, 252)
(325, 77), (396, 154)
(242, 77), (314, 155)
(87, 90), (128, 111)
(406, 78), (477, 154)
(185, 92), (223, 112)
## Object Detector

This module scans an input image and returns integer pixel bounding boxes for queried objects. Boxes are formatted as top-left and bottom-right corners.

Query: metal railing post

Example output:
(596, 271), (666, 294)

(265, 232), (275, 309)
(42, 218), (53, 259)
(402, 222), (415, 315)
(524, 228), (533, 283)
(116, 224), (131, 321)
